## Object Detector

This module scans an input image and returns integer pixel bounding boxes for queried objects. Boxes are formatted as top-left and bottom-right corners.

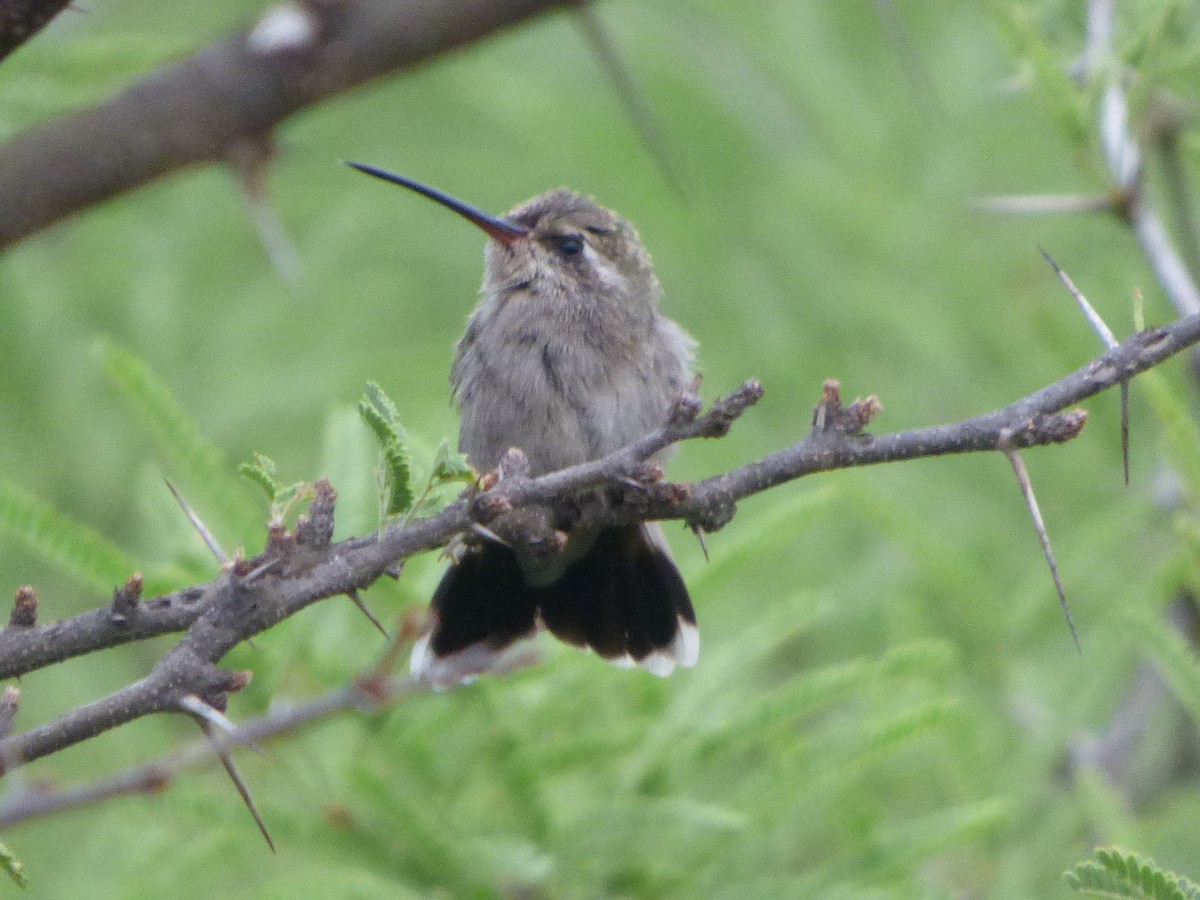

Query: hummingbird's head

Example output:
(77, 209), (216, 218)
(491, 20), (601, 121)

(491, 188), (659, 308)
(345, 162), (660, 311)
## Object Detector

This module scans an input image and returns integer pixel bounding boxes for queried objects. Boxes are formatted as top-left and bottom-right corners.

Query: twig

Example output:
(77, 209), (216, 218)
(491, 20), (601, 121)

(1083, 0), (1200, 318)
(0, 583), (210, 681)
(1153, 107), (1200, 286)
(0, 687), (18, 741)
(1081, 0), (1115, 78)
(1128, 205), (1200, 317)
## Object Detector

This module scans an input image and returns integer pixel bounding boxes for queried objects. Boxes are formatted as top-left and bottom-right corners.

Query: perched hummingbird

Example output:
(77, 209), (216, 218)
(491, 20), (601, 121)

(348, 163), (699, 687)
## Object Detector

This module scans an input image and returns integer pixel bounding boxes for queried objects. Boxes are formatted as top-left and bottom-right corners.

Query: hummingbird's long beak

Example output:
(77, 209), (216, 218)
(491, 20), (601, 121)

(345, 162), (529, 245)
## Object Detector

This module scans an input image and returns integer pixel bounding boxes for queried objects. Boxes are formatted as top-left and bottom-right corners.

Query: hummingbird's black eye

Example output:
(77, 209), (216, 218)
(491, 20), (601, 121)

(552, 234), (584, 256)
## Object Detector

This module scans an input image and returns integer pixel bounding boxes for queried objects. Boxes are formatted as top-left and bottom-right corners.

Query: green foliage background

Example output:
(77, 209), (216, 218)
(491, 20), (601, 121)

(2, 0), (1200, 896)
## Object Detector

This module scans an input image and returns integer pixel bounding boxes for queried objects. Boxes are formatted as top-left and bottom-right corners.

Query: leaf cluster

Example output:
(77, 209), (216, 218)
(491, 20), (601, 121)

(1066, 847), (1200, 900)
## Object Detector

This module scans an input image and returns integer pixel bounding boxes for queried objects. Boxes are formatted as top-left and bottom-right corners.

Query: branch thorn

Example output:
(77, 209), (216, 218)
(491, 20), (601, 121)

(345, 589), (388, 637)
(1039, 246), (1119, 348)
(196, 719), (276, 852)
(178, 694), (265, 755)
(240, 556), (282, 585)
(228, 135), (305, 289)
(975, 194), (1115, 215)
(1040, 247), (1129, 484)
(1003, 446), (1081, 653)
(469, 522), (510, 548)
(166, 480), (229, 565)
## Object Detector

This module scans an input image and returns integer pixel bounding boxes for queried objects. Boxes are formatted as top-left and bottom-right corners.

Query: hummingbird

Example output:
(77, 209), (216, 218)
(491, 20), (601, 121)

(348, 162), (699, 687)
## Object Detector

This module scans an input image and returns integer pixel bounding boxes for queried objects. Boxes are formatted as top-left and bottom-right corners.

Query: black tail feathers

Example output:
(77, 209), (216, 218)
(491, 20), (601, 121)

(411, 524), (698, 686)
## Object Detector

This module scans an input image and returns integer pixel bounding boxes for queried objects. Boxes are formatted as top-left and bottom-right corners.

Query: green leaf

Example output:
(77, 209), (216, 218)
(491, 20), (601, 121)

(382, 444), (414, 516)
(237, 453), (310, 524)
(0, 841), (27, 888)
(1138, 370), (1200, 500)
(430, 439), (475, 486)
(357, 383), (413, 517)
(1065, 847), (1200, 900)
(357, 399), (394, 449)
(100, 341), (226, 489)
(238, 453), (282, 502)
(363, 380), (400, 425)
(1129, 609), (1200, 725)
(0, 480), (138, 592)
(99, 341), (243, 529)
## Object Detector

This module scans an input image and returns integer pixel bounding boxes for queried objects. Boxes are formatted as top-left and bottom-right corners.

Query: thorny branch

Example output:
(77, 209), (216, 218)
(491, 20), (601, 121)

(1, 311), (1198, 788)
(978, 0), (1200, 809)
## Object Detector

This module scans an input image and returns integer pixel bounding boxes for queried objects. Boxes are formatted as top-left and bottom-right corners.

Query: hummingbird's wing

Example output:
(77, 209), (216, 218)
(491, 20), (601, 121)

(411, 523), (698, 687)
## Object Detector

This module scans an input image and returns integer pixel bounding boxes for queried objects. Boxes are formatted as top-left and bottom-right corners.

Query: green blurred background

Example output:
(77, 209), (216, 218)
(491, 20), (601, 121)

(2, 0), (1199, 896)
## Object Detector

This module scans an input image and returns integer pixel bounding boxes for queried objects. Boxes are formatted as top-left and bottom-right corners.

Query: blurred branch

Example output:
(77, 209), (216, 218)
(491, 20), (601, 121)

(2, 309), (1200, 780)
(0, 676), (422, 829)
(975, 194), (1115, 215)
(984, 0), (1200, 316)
(1039, 0), (1200, 810)
(0, 0), (72, 63)
(0, 0), (573, 250)
(571, 2), (683, 195)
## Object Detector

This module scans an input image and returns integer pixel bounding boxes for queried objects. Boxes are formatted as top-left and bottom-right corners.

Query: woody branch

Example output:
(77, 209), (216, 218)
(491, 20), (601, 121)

(0, 307), (1195, 780)
(0, 0), (575, 250)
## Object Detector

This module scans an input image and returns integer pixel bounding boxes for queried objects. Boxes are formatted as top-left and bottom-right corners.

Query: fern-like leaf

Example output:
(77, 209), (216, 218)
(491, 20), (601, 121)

(430, 438), (475, 487)
(357, 382), (413, 517)
(100, 342), (226, 488)
(99, 341), (244, 529)
(238, 453), (282, 502)
(363, 380), (400, 425)
(238, 453), (311, 524)
(1129, 610), (1200, 726)
(0, 480), (138, 592)
(1066, 847), (1200, 900)
(381, 443), (414, 516)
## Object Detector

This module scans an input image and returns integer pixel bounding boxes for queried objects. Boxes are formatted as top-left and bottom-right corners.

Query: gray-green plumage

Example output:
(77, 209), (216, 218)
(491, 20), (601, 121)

(345, 164), (699, 686)
(454, 189), (695, 476)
